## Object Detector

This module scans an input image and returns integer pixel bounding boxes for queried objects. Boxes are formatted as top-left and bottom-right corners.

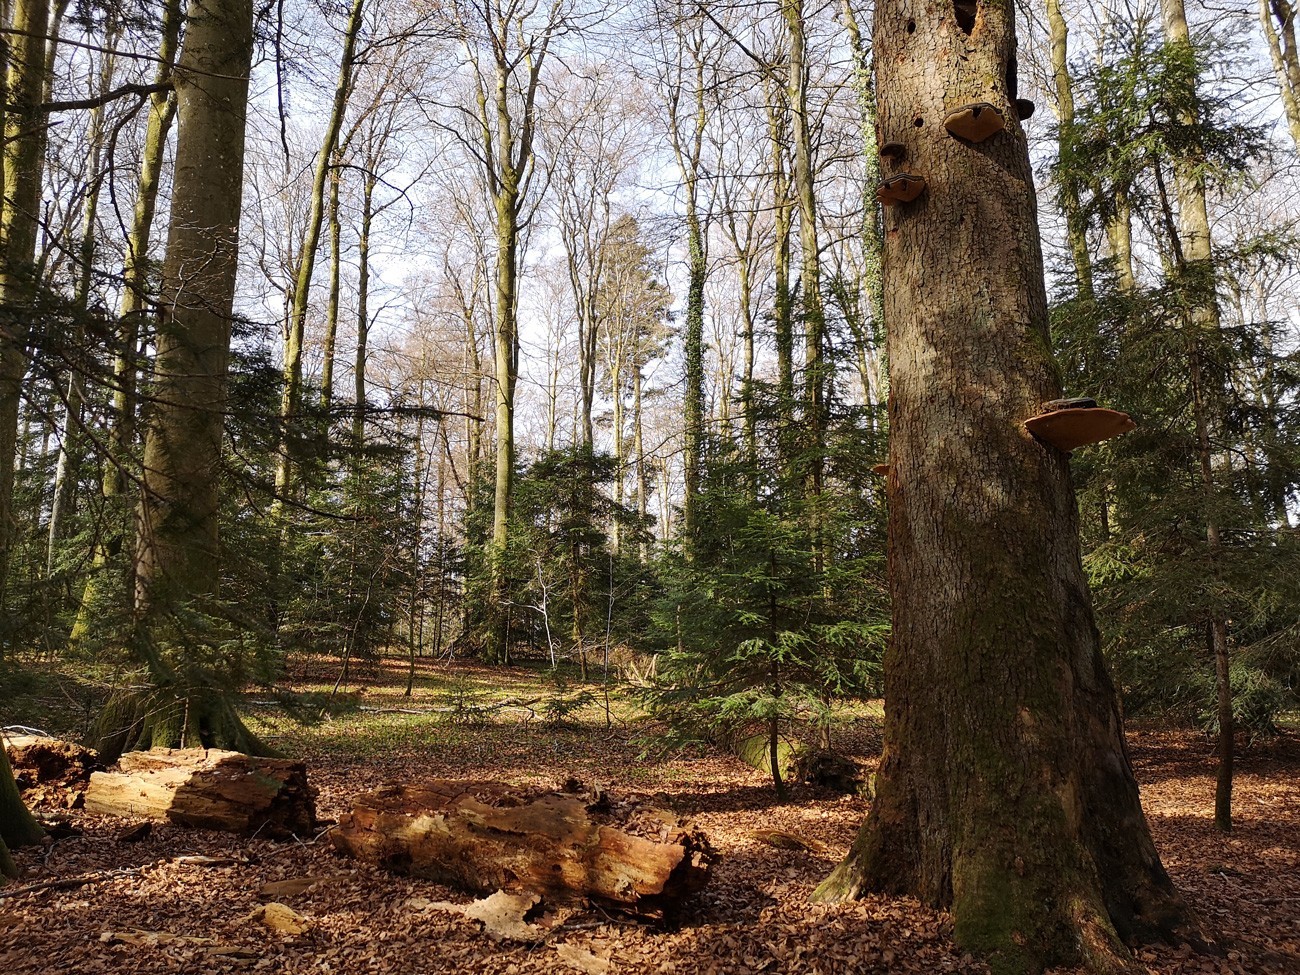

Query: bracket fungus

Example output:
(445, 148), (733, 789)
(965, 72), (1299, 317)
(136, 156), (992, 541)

(1023, 399), (1136, 452)
(943, 101), (1006, 142)
(877, 172), (927, 206)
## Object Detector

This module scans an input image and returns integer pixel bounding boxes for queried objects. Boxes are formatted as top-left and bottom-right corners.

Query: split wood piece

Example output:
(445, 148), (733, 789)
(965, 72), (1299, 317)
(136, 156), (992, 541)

(1024, 407), (1136, 452)
(877, 173), (926, 206)
(878, 141), (906, 164)
(943, 101), (1005, 142)
(332, 779), (715, 915)
(84, 748), (317, 838)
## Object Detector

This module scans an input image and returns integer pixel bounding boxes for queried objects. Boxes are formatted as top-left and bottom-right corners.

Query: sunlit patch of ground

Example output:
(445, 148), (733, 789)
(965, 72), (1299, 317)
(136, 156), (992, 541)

(1, 657), (1296, 974)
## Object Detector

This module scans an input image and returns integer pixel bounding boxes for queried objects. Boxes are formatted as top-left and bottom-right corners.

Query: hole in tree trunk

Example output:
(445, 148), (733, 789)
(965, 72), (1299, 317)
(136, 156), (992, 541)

(906, 18), (916, 32)
(953, 0), (976, 33)
(913, 116), (924, 127)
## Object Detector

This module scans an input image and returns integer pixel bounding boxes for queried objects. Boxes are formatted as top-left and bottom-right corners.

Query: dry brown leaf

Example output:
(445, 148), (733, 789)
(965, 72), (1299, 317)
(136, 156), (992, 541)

(748, 829), (825, 853)
(249, 901), (311, 935)
(204, 945), (260, 959)
(258, 875), (341, 898)
(555, 942), (613, 974)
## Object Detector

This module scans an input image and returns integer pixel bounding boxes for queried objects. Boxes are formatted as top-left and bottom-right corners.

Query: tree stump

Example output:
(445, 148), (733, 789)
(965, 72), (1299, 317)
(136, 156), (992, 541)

(5, 735), (100, 807)
(333, 780), (714, 914)
(83, 748), (316, 838)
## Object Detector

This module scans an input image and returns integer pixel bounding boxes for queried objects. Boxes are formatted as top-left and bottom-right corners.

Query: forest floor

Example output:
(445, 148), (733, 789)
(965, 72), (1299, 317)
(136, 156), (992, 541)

(1, 655), (1297, 975)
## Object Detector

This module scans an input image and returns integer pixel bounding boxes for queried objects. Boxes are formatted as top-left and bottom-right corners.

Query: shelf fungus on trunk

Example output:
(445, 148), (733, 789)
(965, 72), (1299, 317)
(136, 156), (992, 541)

(877, 172), (927, 206)
(879, 141), (907, 164)
(943, 101), (1006, 142)
(1024, 398), (1136, 452)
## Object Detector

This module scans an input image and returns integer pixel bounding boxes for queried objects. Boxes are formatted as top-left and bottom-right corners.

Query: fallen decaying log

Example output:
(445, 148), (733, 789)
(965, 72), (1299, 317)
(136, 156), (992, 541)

(332, 780), (715, 914)
(84, 748), (316, 838)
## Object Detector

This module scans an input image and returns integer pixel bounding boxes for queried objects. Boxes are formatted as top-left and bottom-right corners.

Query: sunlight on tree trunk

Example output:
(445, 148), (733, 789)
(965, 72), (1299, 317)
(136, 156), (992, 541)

(132, 0), (264, 754)
(814, 2), (1196, 970)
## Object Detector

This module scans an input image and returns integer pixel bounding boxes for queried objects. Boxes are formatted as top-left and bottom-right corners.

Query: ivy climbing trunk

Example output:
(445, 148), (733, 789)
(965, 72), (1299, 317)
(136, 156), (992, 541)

(813, 2), (1195, 972)
(0, 0), (50, 608)
(71, 0), (181, 647)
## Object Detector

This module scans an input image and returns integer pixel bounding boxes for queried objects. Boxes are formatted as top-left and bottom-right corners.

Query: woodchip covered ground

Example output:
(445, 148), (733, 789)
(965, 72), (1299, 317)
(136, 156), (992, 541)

(1, 659), (1297, 975)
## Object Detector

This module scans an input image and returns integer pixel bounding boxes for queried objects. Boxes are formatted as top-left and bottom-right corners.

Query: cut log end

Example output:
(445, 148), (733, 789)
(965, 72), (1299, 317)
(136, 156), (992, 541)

(332, 779), (714, 916)
(84, 748), (317, 838)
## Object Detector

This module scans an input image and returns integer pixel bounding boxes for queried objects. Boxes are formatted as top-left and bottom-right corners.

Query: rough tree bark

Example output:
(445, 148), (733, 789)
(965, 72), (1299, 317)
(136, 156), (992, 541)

(813, 2), (1196, 972)
(131, 0), (260, 751)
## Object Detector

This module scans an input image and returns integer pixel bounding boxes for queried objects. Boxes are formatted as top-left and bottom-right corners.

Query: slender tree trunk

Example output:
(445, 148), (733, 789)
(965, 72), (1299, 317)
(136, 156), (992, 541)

(48, 26), (118, 576)
(633, 362), (648, 562)
(0, 0), (52, 604)
(1046, 0), (1094, 297)
(489, 183), (520, 662)
(784, 0), (827, 524)
(766, 84), (795, 411)
(1161, 0), (1234, 832)
(1260, 0), (1300, 148)
(353, 172), (375, 452)
(1106, 195), (1136, 290)
(276, 0), (366, 500)
(842, 0), (887, 415)
(70, 0), (181, 644)
(815, 3), (1194, 971)
(320, 150), (344, 415)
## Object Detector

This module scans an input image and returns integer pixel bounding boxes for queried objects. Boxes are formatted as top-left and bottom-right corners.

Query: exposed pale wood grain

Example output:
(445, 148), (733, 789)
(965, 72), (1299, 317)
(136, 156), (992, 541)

(84, 748), (315, 837)
(333, 780), (714, 914)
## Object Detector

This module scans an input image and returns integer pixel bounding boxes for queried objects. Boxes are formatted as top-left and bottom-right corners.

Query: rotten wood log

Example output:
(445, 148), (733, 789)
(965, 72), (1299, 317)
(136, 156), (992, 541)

(5, 735), (101, 802)
(84, 748), (316, 838)
(332, 780), (715, 914)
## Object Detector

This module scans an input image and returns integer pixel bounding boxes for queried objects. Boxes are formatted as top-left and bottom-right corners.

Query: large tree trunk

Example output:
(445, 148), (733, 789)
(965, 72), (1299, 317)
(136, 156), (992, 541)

(132, 0), (258, 751)
(0, 743), (44, 879)
(84, 749), (315, 838)
(333, 780), (714, 914)
(813, 3), (1195, 972)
